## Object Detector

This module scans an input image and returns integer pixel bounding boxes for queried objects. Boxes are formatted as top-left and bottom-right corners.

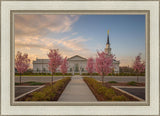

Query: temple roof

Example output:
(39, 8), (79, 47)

(107, 30), (110, 44)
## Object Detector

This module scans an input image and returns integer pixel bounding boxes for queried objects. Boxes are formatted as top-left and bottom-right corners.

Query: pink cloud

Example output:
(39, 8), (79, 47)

(14, 14), (96, 68)
(15, 14), (79, 38)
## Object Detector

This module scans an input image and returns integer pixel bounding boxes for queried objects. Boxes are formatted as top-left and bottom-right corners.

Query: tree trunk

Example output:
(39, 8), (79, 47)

(102, 75), (104, 85)
(51, 73), (53, 90)
(51, 73), (53, 84)
(20, 73), (21, 84)
(137, 74), (139, 83)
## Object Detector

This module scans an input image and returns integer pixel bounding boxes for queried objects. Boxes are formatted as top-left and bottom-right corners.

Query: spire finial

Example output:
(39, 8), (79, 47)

(107, 30), (110, 44)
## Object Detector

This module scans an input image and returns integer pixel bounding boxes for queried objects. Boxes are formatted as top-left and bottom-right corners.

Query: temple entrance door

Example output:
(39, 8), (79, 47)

(74, 63), (79, 72)
(74, 63), (79, 74)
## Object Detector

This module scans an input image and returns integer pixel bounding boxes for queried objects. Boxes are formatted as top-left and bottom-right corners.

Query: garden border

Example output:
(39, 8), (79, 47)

(112, 86), (144, 101)
(15, 85), (45, 100)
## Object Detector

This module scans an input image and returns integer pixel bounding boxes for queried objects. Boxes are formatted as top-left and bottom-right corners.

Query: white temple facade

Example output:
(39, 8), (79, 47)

(33, 30), (120, 74)
(33, 55), (87, 75)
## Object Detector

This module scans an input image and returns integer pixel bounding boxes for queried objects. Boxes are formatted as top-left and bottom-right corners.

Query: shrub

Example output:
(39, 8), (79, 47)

(112, 95), (128, 101)
(21, 77), (71, 101)
(104, 88), (115, 100)
(112, 73), (115, 76)
(97, 86), (107, 95)
(83, 77), (128, 101)
(81, 73), (99, 76)
(15, 83), (20, 85)
(127, 81), (137, 86)
(32, 92), (46, 100)
(108, 73), (112, 76)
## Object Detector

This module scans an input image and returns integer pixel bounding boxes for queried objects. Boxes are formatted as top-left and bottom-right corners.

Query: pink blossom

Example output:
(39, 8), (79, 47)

(48, 49), (62, 83)
(48, 49), (62, 74)
(15, 51), (30, 74)
(95, 51), (114, 76)
(95, 51), (114, 84)
(86, 57), (95, 76)
(133, 55), (145, 73)
(60, 57), (68, 76)
(15, 51), (30, 84)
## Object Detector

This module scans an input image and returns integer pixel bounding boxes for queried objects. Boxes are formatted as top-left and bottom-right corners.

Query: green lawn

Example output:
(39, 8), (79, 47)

(15, 81), (45, 85)
(127, 81), (137, 86)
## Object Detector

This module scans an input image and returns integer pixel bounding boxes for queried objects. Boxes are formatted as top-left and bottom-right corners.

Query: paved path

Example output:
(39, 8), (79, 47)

(58, 76), (97, 102)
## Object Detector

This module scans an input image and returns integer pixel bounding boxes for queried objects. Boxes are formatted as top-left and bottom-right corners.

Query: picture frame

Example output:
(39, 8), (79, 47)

(1, 0), (160, 115)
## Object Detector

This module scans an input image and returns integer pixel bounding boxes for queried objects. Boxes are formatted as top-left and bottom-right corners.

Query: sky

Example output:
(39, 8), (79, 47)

(15, 14), (145, 67)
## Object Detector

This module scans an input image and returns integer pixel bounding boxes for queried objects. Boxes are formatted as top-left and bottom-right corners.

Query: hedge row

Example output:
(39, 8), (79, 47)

(108, 73), (145, 76)
(82, 73), (145, 76)
(15, 72), (144, 76)
(15, 72), (73, 76)
(81, 73), (100, 76)
(83, 77), (128, 101)
(18, 77), (71, 101)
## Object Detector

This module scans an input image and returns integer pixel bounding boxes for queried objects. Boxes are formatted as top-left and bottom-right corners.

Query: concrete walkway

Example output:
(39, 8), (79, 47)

(58, 75), (97, 102)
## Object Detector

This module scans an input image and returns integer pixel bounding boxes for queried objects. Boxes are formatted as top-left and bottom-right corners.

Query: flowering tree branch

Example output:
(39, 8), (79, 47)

(15, 51), (30, 84)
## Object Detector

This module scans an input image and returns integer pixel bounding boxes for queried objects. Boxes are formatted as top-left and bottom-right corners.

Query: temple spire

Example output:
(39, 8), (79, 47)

(107, 30), (110, 44)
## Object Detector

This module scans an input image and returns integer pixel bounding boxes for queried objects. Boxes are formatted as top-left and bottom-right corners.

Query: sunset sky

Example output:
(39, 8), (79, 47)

(15, 14), (145, 67)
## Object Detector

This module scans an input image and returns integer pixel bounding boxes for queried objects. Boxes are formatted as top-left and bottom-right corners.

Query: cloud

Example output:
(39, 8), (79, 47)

(72, 32), (78, 35)
(14, 14), (96, 68)
(15, 14), (79, 38)
(15, 35), (95, 65)
(55, 37), (88, 51)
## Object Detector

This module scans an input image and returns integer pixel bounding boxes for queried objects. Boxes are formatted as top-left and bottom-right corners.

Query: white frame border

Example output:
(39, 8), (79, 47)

(1, 1), (159, 115)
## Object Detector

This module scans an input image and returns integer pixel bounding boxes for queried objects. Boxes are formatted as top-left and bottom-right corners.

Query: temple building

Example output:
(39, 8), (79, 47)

(33, 30), (120, 75)
(105, 30), (120, 73)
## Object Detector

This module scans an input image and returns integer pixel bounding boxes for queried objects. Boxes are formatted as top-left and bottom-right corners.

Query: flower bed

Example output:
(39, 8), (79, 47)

(17, 77), (71, 101)
(83, 77), (137, 101)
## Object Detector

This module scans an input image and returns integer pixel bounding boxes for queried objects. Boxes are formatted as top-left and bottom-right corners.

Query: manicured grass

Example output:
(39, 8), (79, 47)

(17, 77), (71, 101)
(81, 73), (100, 76)
(15, 83), (21, 85)
(108, 81), (117, 83)
(108, 73), (145, 76)
(15, 81), (44, 85)
(127, 81), (137, 86)
(83, 77), (128, 101)
(25, 81), (44, 85)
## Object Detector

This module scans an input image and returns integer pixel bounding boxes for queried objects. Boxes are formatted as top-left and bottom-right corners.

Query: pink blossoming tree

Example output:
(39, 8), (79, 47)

(15, 51), (30, 84)
(60, 57), (68, 77)
(95, 51), (114, 85)
(86, 57), (95, 78)
(133, 54), (145, 82)
(48, 49), (62, 85)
